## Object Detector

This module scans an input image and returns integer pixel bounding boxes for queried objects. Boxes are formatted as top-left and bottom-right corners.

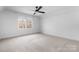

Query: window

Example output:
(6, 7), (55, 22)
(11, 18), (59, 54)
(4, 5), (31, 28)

(17, 17), (32, 30)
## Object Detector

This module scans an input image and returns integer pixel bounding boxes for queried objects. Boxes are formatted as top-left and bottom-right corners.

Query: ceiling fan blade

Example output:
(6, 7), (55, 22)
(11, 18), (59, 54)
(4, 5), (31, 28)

(38, 11), (45, 13)
(36, 6), (42, 11)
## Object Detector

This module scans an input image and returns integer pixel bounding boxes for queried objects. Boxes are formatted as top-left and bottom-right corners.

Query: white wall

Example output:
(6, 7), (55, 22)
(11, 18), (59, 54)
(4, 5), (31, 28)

(41, 6), (79, 41)
(0, 10), (40, 39)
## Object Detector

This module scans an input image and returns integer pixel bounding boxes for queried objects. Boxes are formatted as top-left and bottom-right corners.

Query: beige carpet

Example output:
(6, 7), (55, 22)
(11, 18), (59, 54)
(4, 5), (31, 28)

(0, 33), (79, 52)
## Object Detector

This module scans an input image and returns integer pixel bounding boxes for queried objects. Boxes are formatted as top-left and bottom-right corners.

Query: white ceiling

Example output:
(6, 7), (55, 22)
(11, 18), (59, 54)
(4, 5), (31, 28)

(0, 6), (5, 11)
(6, 6), (35, 15)
(0, 6), (78, 16)
(4, 6), (66, 16)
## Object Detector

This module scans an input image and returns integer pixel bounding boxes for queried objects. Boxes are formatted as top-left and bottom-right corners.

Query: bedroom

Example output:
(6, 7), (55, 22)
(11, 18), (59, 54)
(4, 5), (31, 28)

(0, 6), (79, 52)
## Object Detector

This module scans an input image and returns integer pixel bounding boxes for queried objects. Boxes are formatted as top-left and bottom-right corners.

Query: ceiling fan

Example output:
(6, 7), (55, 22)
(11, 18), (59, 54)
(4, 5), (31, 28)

(33, 6), (45, 15)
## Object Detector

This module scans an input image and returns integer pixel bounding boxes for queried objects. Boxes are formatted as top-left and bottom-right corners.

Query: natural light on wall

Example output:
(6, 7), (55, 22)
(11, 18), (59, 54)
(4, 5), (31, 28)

(17, 16), (32, 30)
